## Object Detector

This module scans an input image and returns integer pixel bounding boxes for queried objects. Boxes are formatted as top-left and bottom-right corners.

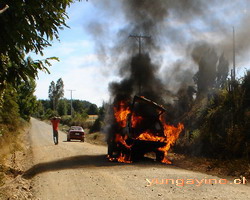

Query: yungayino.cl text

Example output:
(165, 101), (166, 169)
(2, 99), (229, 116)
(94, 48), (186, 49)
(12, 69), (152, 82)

(146, 177), (247, 187)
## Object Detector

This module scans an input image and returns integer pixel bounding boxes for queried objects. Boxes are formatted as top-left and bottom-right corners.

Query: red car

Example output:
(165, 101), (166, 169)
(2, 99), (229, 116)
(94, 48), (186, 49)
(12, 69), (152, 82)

(67, 126), (85, 142)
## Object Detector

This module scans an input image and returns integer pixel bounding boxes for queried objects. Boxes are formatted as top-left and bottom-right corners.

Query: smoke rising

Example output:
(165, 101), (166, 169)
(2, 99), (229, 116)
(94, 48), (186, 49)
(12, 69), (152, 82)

(109, 53), (165, 103)
(87, 1), (249, 98)
(86, 0), (250, 106)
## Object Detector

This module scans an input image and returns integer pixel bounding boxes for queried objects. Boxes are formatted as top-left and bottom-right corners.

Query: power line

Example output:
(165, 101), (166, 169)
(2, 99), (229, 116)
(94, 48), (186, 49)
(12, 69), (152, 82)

(129, 34), (151, 55)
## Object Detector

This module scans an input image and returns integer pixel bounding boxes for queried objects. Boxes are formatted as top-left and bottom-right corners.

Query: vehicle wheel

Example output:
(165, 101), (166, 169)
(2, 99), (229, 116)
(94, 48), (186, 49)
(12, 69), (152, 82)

(81, 138), (84, 142)
(67, 137), (70, 141)
(108, 142), (114, 157)
(131, 150), (144, 161)
(156, 151), (164, 162)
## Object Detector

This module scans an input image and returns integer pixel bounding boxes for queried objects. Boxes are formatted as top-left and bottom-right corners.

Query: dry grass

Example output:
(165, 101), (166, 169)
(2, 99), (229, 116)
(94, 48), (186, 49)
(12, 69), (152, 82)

(172, 153), (250, 180)
(0, 121), (28, 187)
(85, 132), (106, 146)
(0, 122), (33, 200)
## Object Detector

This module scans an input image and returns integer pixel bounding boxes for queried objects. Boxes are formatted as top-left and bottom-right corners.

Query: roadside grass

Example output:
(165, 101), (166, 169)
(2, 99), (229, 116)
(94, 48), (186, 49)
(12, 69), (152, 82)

(172, 153), (250, 180)
(85, 132), (106, 146)
(0, 119), (28, 186)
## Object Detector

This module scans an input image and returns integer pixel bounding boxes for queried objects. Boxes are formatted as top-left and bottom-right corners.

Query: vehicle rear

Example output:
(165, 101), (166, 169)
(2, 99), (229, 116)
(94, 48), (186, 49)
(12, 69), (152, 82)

(67, 126), (85, 142)
(107, 95), (169, 162)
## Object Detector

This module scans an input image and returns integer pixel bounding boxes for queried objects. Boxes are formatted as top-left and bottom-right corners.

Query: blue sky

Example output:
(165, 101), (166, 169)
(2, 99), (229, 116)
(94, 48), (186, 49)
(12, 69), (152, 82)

(34, 0), (250, 106)
(34, 2), (116, 106)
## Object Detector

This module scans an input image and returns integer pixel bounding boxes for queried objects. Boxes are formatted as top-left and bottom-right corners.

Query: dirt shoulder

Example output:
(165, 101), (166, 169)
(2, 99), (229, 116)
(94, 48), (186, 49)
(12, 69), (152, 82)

(172, 154), (250, 182)
(84, 132), (106, 146)
(0, 124), (35, 200)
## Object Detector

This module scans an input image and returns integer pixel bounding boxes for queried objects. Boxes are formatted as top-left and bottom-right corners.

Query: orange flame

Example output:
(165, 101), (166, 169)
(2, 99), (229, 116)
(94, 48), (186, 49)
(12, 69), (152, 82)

(111, 99), (184, 164)
(117, 154), (132, 163)
(115, 134), (132, 149)
(137, 131), (166, 142)
(107, 155), (116, 162)
(114, 133), (132, 163)
(114, 101), (130, 128)
(158, 116), (184, 164)
(131, 114), (143, 128)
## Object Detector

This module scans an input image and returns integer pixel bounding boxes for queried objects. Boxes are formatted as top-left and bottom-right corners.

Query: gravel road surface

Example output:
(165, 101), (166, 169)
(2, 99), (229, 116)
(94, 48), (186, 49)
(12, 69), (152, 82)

(23, 118), (249, 200)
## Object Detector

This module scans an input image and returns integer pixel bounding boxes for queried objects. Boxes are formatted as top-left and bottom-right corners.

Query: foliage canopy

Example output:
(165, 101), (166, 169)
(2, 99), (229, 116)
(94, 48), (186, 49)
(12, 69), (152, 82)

(0, 0), (76, 88)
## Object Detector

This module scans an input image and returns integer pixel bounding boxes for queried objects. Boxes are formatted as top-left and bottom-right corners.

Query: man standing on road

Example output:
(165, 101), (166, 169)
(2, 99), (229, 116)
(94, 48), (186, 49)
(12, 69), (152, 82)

(50, 116), (61, 145)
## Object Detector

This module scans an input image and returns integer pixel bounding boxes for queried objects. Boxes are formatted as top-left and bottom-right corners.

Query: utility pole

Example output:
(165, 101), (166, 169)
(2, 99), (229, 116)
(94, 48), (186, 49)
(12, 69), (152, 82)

(129, 34), (151, 55)
(129, 34), (151, 94)
(232, 26), (236, 81)
(230, 27), (236, 142)
(68, 89), (75, 116)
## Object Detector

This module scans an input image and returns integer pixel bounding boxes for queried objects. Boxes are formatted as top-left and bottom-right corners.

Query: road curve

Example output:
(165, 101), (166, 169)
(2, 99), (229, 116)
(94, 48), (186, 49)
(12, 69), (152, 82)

(23, 118), (249, 200)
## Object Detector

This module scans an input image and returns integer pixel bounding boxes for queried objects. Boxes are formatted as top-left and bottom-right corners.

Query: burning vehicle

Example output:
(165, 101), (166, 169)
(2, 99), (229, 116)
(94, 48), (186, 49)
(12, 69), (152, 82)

(107, 95), (184, 164)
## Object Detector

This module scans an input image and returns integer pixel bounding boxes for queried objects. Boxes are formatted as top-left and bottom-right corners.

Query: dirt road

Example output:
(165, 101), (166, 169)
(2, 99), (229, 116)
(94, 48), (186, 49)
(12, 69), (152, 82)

(23, 118), (249, 200)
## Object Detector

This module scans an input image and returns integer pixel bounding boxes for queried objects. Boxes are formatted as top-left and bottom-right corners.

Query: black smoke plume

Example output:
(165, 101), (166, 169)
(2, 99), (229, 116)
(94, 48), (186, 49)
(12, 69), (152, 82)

(86, 0), (250, 138)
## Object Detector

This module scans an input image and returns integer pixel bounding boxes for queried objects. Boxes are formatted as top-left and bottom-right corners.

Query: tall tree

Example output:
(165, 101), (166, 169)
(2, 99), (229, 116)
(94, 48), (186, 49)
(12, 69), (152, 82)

(49, 81), (56, 110)
(56, 78), (64, 102)
(216, 54), (229, 88)
(48, 78), (64, 110)
(192, 43), (218, 97)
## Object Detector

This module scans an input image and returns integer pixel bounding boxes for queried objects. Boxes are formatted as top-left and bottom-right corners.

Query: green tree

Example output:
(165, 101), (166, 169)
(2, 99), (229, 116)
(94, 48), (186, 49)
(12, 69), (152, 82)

(72, 100), (84, 114)
(192, 43), (217, 97)
(34, 100), (45, 119)
(216, 54), (229, 88)
(40, 100), (51, 112)
(48, 81), (56, 109)
(16, 78), (37, 121)
(56, 78), (64, 102)
(98, 103), (106, 121)
(0, 0), (77, 93)
(89, 104), (106, 133)
(0, 86), (20, 130)
(242, 71), (250, 109)
(87, 104), (98, 115)
(72, 100), (92, 114)
(48, 78), (64, 110)
(57, 99), (68, 116)
(89, 118), (101, 133)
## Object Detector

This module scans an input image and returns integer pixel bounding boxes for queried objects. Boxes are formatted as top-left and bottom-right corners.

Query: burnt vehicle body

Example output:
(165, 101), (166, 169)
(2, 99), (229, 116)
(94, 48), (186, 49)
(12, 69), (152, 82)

(107, 95), (168, 162)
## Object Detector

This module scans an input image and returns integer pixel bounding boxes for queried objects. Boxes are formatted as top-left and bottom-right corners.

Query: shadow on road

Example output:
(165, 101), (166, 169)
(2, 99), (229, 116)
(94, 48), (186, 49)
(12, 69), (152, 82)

(22, 155), (113, 179)
(22, 155), (175, 179)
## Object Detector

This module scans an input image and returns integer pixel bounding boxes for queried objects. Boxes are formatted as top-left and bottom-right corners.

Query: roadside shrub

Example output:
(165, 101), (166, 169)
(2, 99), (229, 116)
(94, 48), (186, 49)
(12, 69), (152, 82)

(89, 118), (102, 133)
(0, 87), (20, 130)
(59, 113), (93, 129)
(60, 115), (72, 125)
(44, 109), (58, 119)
